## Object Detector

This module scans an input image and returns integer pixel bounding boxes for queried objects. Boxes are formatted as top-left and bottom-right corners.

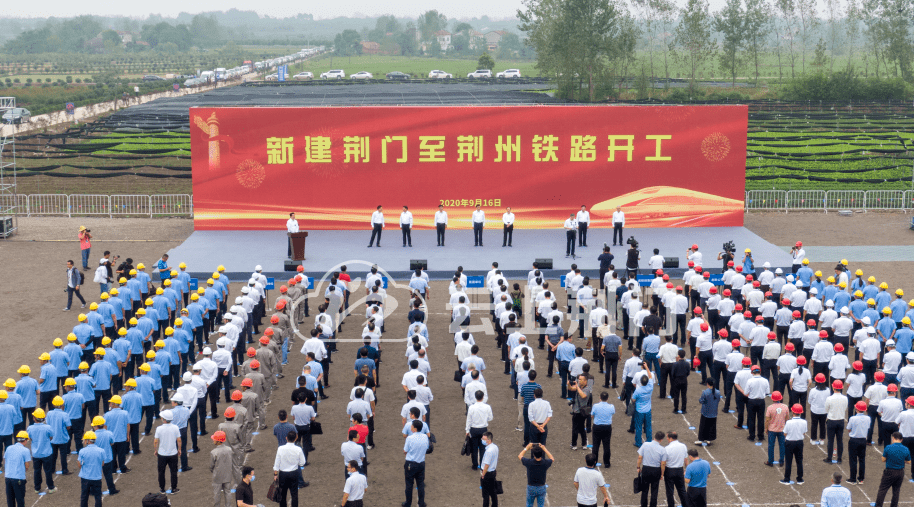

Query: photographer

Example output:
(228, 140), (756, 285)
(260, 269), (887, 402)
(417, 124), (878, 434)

(116, 257), (135, 281)
(790, 241), (805, 274)
(717, 242), (735, 272)
(626, 238), (640, 278)
(78, 226), (92, 270)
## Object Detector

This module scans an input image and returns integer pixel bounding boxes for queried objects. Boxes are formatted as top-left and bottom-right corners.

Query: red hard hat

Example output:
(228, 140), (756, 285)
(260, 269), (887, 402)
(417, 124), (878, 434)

(765, 291), (772, 297)
(231, 390), (242, 401)
(275, 300), (286, 310)
(710, 287), (718, 294)
(746, 275), (754, 282)
(875, 371), (885, 381)
(855, 401), (867, 411)
(695, 266), (703, 273)
(751, 365), (761, 372)
(676, 286), (683, 291)
(815, 373), (826, 383)
(852, 361), (863, 371)
(666, 283), (674, 289)
(700, 323), (709, 332)
(887, 383), (898, 392)
(250, 360), (260, 369)
(693, 357), (701, 367)
(807, 319), (816, 326)
(246, 347), (256, 357)
(688, 261), (695, 268)
(211, 431), (227, 442)
(289, 279), (297, 286)
(270, 315), (279, 324)
(795, 241), (802, 248)
(796, 356), (807, 365)
(753, 281), (761, 287)
(744, 311), (752, 318)
(656, 269), (664, 275)
(772, 391), (783, 401)
(791, 310), (801, 319)
(791, 404), (804, 414)
(691, 244), (698, 250)
(784, 299), (792, 306)
(297, 265), (304, 273)
(224, 407), (236, 418)
(819, 330), (828, 338)
(704, 272), (710, 278)
(259, 336), (270, 345)
(741, 357), (751, 366)
(724, 289), (732, 296)
(755, 315), (764, 322)
(663, 275), (670, 281)
(832, 380), (844, 390)
(264, 327), (275, 336)
(734, 304), (743, 311)
(718, 329), (729, 337)
(731, 339), (741, 348)
(834, 343), (845, 352)
(786, 343), (796, 351)
(727, 261), (735, 267)
(241, 378), (253, 387)
(906, 396), (914, 406)
(280, 286), (288, 293)
(768, 332), (777, 340)
(735, 266), (743, 272)
(693, 307), (703, 314)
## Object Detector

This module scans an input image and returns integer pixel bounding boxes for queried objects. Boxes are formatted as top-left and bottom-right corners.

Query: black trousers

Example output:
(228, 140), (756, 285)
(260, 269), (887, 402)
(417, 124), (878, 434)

(157, 454), (178, 491)
(33, 455), (55, 490)
(503, 224), (513, 246)
(687, 487), (707, 507)
(6, 477), (25, 507)
(481, 470), (498, 507)
(79, 478), (102, 507)
(67, 287), (86, 309)
(112, 441), (128, 472)
(783, 440), (804, 482)
(401, 225), (412, 246)
(664, 467), (688, 507)
(659, 364), (672, 398)
(368, 224), (382, 247)
(592, 424), (612, 466)
(875, 468), (904, 507)
(613, 223), (623, 245)
(826, 419), (845, 461)
(671, 380), (688, 412)
(603, 354), (619, 387)
(571, 412), (587, 447)
(278, 470), (299, 507)
(566, 231), (576, 256)
(469, 426), (487, 469)
(747, 398), (765, 439)
(473, 223), (483, 246)
(436, 223), (446, 246)
(848, 437), (866, 482)
(578, 223), (588, 246)
(404, 461), (426, 507)
(640, 465), (662, 507)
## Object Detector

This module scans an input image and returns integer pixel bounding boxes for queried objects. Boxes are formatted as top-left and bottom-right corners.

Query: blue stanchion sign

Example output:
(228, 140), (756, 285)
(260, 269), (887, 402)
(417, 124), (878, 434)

(466, 276), (485, 288)
(266, 277), (275, 290)
(189, 278), (198, 291)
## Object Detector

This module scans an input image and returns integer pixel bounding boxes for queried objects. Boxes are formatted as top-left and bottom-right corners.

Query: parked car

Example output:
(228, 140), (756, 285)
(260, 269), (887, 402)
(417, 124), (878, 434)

(320, 69), (346, 79)
(496, 69), (522, 78)
(467, 69), (492, 79)
(2, 108), (30, 124)
(386, 71), (410, 80)
(350, 71), (373, 80)
(265, 73), (278, 81)
(142, 75), (164, 81)
(428, 70), (453, 79)
(293, 72), (313, 80)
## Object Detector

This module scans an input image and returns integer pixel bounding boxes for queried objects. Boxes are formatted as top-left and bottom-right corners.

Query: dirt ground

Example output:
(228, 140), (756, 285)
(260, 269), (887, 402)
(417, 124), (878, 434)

(1, 215), (913, 507)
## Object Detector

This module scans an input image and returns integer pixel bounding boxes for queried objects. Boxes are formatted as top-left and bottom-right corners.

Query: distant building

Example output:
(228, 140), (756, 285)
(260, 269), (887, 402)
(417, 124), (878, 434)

(485, 30), (507, 52)
(360, 41), (381, 54)
(434, 30), (452, 51)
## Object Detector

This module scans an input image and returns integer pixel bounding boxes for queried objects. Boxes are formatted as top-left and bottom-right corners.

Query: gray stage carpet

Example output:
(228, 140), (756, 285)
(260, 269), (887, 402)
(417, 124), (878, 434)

(167, 227), (793, 282)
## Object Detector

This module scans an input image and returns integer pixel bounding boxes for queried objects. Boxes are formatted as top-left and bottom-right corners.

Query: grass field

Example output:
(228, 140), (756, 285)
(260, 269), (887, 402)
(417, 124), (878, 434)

(284, 54), (540, 79)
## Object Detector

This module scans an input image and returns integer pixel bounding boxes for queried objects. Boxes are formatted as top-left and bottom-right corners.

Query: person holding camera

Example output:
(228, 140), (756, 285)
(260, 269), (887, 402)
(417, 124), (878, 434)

(78, 226), (92, 271)
(626, 240), (640, 278)
(791, 241), (805, 274)
(718, 243), (735, 272)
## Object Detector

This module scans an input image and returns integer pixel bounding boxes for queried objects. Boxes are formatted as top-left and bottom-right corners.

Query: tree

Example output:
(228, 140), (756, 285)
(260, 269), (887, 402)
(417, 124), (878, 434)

(743, 0), (771, 83)
(673, 0), (715, 89)
(101, 30), (121, 47)
(824, 0), (842, 71)
(418, 10), (448, 43)
(396, 22), (418, 55)
(844, 0), (863, 71)
(333, 29), (362, 62)
(496, 32), (524, 59)
(774, 0), (799, 79)
(794, 0), (820, 75)
(713, 0), (745, 85)
(478, 52), (496, 70)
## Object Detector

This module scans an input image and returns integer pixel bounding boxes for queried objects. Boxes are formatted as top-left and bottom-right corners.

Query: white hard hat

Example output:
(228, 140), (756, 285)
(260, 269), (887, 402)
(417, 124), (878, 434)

(825, 300), (834, 307)
(202, 347), (212, 355)
(182, 372), (192, 382)
(763, 262), (771, 268)
(255, 265), (263, 272)
(235, 297), (243, 304)
(775, 268), (783, 274)
(907, 352), (914, 361)
(248, 278), (257, 285)
(886, 340), (896, 347)
(786, 275), (794, 282)
(217, 326), (228, 334)
(795, 280), (804, 287)
(193, 364), (203, 371)
(865, 326), (875, 334)
(840, 306), (849, 314)
(241, 286), (251, 294)
(171, 393), (183, 403)
(810, 288), (818, 294)
(160, 410), (174, 421)
(862, 317), (871, 326)
(216, 337), (227, 348)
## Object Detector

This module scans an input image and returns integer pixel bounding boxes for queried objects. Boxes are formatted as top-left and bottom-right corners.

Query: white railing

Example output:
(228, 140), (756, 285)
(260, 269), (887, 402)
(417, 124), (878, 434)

(746, 190), (914, 212)
(10, 194), (192, 217)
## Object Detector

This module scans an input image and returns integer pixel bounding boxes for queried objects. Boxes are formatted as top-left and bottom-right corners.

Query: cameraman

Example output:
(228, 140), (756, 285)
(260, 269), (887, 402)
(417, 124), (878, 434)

(78, 226), (92, 270)
(717, 243), (734, 272)
(626, 239), (640, 278)
(790, 241), (805, 274)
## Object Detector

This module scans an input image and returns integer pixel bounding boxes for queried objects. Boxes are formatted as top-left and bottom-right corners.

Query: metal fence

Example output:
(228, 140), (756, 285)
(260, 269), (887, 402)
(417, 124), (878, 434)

(746, 190), (914, 212)
(10, 194), (192, 217)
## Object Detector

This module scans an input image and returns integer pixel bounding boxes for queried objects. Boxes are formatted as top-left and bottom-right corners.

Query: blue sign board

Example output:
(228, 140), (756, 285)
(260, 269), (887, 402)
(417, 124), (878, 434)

(466, 276), (485, 288)
(636, 275), (653, 287)
(381, 277), (389, 289)
(189, 278), (198, 291)
(278, 65), (287, 82)
(560, 275), (566, 288)
(710, 274), (724, 285)
(307, 277), (314, 290)
(266, 277), (275, 290)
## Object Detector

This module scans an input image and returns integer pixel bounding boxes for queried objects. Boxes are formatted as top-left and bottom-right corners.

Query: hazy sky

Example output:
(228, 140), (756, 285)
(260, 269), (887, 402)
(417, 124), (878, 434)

(4, 0), (743, 20)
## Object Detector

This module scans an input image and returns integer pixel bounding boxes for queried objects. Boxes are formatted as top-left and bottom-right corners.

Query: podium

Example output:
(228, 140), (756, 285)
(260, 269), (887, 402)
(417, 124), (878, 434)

(288, 232), (309, 261)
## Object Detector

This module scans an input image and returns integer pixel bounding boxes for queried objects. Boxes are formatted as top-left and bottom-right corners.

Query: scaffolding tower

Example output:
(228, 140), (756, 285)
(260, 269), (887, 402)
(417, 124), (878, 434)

(0, 96), (18, 237)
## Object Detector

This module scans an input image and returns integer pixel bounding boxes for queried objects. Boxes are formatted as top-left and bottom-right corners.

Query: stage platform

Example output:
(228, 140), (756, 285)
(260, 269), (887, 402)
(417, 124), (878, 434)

(167, 226), (794, 282)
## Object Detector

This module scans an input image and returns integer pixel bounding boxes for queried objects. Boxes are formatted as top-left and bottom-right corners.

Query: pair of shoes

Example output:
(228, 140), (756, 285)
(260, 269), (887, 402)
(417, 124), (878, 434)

(747, 435), (755, 441)
(169, 488), (179, 494)
(796, 480), (805, 485)
(191, 448), (200, 453)
(515, 427), (523, 431)
(118, 467), (131, 473)
(571, 446), (577, 450)
(846, 480), (857, 485)
(180, 467), (193, 472)
(366, 445), (374, 450)
(63, 308), (70, 311)
(320, 395), (329, 400)
(823, 458), (833, 463)
(47, 488), (57, 494)
(779, 480), (790, 485)
(695, 441), (703, 445)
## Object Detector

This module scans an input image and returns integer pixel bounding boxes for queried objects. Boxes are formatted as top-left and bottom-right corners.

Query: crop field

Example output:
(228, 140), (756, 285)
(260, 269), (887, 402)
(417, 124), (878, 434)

(286, 54), (540, 79)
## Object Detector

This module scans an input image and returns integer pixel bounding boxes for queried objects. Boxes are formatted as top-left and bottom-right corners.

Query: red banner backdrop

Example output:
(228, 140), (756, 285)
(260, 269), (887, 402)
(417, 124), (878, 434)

(190, 105), (747, 230)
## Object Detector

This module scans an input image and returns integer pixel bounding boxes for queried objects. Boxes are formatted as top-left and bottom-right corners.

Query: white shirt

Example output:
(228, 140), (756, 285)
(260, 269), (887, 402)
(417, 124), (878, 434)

(154, 423), (181, 456)
(195, 358), (218, 385)
(503, 212), (515, 226)
(663, 441), (689, 468)
(273, 442), (307, 471)
(688, 251), (703, 267)
(434, 210), (448, 225)
(465, 402), (493, 432)
(400, 211), (413, 226)
(371, 210), (384, 226)
(464, 380), (488, 405)
(792, 248), (806, 265)
(300, 338), (327, 361)
(877, 397), (903, 424)
(825, 393), (848, 421)
(472, 210), (485, 223)
(649, 255), (664, 270)
(564, 218), (577, 230)
(343, 472), (368, 501)
(612, 210), (625, 225)
(574, 466), (606, 505)
(286, 218), (299, 233)
(576, 210), (590, 224)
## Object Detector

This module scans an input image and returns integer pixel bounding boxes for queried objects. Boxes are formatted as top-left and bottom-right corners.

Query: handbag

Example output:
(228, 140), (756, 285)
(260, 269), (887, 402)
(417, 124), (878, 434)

(310, 422), (323, 435)
(625, 401), (636, 416)
(494, 480), (504, 495)
(454, 369), (463, 382)
(267, 479), (282, 503)
(460, 435), (471, 456)
(426, 433), (436, 454)
(633, 472), (643, 494)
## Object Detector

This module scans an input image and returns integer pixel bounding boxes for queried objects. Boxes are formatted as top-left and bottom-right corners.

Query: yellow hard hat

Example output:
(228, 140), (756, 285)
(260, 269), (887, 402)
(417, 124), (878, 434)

(100, 293), (109, 300)
(83, 431), (96, 440)
(109, 395), (122, 405)
(52, 338), (63, 347)
(217, 265), (225, 272)
(78, 362), (89, 370)
(896, 289), (905, 296)
(163, 279), (172, 287)
(179, 263), (187, 269)
(52, 396), (63, 407)
(39, 353), (50, 361)
(78, 314), (87, 322)
(814, 271), (822, 278)
(206, 279), (214, 285)
(197, 288), (206, 295)
(174, 318), (184, 326)
(802, 258), (810, 265)
(839, 282), (847, 288)
(880, 282), (889, 290)
(883, 307), (892, 314)
(868, 276), (876, 283)
(129, 269), (137, 276)
(0, 391), (7, 400)
(841, 259), (848, 266)
(109, 288), (119, 296)
(212, 272), (221, 279)
(164, 327), (174, 336)
(64, 378), (76, 387)
(91, 416), (106, 426)
(155, 288), (164, 295)
(170, 270), (178, 277)
(137, 263), (145, 270)
(136, 308), (145, 316)
(903, 317), (912, 325)
(826, 276), (836, 283)
(118, 328), (127, 336)
(94, 347), (105, 356)
(139, 363), (151, 372)
(854, 290), (864, 298)
(145, 350), (156, 359)
(155, 340), (165, 348)
(17, 365), (30, 374)
(118, 277), (127, 284)
(3, 379), (16, 388)
(101, 337), (111, 346)
(867, 298), (876, 306)
(191, 293), (200, 301)
(124, 378), (137, 388)
(32, 408), (45, 419)
(15, 431), (29, 440)
(129, 317), (138, 325)
(144, 298), (154, 306)
(855, 269), (863, 276)
(744, 248), (751, 253)
(67, 333), (77, 342)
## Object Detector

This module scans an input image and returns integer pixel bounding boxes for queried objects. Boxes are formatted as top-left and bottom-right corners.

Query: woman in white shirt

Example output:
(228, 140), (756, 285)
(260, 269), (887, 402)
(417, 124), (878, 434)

(808, 374), (830, 444)
(789, 357), (812, 416)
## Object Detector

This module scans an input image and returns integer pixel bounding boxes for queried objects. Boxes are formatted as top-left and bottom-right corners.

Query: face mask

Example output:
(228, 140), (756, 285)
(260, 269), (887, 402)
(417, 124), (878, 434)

(481, 440), (488, 446)
(251, 475), (256, 481)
